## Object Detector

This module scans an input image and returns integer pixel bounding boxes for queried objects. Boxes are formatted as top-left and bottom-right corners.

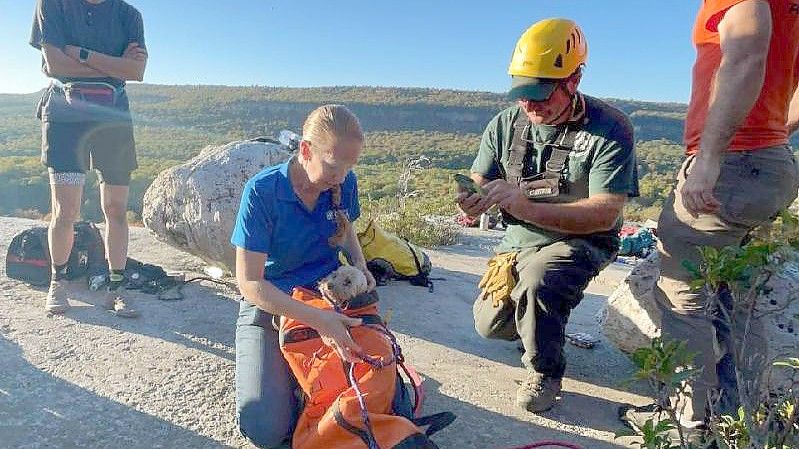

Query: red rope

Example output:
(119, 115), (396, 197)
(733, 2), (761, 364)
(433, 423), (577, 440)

(504, 442), (584, 449)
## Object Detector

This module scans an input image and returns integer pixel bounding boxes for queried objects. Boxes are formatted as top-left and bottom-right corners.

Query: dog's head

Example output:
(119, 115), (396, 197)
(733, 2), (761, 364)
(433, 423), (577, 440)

(318, 265), (368, 308)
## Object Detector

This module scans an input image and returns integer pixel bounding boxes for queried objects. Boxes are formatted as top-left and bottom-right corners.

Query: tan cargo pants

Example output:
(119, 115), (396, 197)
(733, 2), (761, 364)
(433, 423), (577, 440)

(655, 145), (799, 424)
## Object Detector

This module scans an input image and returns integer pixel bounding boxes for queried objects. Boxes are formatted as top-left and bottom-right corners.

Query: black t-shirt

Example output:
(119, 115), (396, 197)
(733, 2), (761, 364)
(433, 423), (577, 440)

(30, 0), (145, 87)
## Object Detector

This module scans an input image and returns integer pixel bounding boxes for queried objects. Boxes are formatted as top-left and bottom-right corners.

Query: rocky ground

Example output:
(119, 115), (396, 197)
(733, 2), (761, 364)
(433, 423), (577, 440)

(0, 217), (651, 449)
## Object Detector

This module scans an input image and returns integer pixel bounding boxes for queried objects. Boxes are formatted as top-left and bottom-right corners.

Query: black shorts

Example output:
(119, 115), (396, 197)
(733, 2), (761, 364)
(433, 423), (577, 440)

(42, 120), (137, 185)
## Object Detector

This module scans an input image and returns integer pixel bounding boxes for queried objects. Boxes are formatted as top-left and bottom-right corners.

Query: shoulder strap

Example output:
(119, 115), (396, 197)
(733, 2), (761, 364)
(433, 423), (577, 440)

(411, 412), (457, 437)
(328, 184), (348, 247)
(403, 240), (434, 292)
(542, 94), (588, 179)
(542, 126), (580, 180)
(507, 112), (531, 185)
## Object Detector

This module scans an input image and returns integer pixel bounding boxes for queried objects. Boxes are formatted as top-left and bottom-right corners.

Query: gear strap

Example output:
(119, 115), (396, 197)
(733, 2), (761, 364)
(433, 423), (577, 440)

(328, 184), (348, 247)
(506, 114), (531, 186)
(507, 112), (581, 188)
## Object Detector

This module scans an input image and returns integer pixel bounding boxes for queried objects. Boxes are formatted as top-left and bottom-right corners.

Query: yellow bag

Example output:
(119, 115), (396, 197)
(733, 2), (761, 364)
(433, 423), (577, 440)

(478, 252), (518, 307)
(357, 220), (433, 290)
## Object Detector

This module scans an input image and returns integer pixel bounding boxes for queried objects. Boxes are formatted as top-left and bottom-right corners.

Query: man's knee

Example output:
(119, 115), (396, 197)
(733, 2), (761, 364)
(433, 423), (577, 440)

(474, 316), (500, 339)
(473, 297), (517, 340)
(237, 403), (291, 449)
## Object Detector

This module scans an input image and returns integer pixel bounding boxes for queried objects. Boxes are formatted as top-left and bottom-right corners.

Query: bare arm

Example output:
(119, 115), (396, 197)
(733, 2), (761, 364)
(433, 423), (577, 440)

(236, 247), (324, 319)
(788, 87), (799, 137)
(42, 44), (107, 78)
(699, 0), (772, 158)
(505, 193), (626, 234)
(65, 43), (147, 81)
(458, 176), (626, 234)
(235, 247), (363, 360)
(681, 0), (773, 216)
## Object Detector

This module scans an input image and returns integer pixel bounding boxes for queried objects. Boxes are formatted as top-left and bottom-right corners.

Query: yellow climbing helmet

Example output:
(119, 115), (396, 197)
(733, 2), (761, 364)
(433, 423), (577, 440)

(507, 18), (588, 100)
(509, 18), (588, 79)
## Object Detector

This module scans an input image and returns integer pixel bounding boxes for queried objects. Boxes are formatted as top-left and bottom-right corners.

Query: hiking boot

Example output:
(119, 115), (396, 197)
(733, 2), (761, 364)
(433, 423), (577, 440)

(619, 404), (706, 444)
(619, 403), (666, 429)
(516, 371), (562, 413)
(45, 279), (70, 315)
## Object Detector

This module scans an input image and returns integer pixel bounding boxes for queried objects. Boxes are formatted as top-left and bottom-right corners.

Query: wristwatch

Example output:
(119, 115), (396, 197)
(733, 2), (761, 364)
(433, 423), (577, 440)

(78, 47), (90, 64)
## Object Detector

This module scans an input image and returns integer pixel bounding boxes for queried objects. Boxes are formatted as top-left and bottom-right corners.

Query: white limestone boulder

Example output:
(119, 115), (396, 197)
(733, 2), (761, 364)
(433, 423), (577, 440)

(598, 250), (799, 392)
(596, 253), (662, 354)
(142, 139), (292, 271)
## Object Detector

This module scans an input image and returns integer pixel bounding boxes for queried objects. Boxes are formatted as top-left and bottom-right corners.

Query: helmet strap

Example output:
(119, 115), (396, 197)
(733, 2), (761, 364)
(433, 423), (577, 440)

(546, 84), (576, 125)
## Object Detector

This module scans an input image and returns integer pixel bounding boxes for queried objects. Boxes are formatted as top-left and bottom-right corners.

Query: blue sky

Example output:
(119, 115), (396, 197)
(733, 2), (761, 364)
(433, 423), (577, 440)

(0, 1), (698, 102)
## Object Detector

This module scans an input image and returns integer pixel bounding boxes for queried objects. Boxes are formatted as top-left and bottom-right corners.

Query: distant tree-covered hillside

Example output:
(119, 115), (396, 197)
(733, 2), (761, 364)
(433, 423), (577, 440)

(1, 84), (796, 230)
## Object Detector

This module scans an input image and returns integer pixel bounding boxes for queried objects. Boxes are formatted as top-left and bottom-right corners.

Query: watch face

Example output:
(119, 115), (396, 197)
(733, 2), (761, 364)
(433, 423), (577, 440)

(79, 48), (89, 62)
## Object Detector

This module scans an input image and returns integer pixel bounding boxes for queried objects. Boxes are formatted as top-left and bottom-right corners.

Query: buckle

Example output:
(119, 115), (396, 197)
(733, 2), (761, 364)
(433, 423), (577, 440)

(545, 160), (565, 173)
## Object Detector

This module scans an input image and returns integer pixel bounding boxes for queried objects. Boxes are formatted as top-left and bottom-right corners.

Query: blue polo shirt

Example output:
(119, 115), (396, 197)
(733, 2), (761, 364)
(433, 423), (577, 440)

(231, 159), (360, 294)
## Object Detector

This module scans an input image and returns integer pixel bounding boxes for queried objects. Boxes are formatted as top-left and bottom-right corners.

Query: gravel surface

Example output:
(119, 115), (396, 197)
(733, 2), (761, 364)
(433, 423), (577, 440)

(0, 217), (650, 449)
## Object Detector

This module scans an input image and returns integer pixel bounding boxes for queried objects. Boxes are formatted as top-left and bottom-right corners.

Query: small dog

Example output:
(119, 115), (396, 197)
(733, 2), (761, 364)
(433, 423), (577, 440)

(318, 265), (369, 310)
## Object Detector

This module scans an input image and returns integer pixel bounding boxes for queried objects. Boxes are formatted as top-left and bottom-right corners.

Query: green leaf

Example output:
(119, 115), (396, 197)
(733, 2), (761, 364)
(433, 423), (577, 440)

(653, 418), (676, 433)
(688, 279), (706, 291)
(681, 259), (701, 279)
(669, 367), (701, 385)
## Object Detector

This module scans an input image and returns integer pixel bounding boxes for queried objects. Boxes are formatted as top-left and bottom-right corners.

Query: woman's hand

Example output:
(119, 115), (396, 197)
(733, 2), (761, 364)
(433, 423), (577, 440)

(310, 310), (363, 363)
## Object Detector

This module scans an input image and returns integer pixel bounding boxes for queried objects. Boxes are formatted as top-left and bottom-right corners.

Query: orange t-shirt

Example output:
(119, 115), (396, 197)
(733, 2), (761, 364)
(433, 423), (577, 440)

(684, 0), (799, 154)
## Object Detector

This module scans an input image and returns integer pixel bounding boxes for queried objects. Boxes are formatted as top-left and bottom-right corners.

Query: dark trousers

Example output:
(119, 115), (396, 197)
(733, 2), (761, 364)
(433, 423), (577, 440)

(473, 239), (613, 378)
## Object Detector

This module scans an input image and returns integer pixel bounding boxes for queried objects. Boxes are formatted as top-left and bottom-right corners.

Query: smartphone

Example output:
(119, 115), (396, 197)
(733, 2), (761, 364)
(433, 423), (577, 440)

(453, 173), (484, 195)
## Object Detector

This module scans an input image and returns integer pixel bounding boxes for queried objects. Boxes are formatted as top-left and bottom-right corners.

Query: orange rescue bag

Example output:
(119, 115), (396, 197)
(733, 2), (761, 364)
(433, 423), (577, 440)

(280, 287), (453, 449)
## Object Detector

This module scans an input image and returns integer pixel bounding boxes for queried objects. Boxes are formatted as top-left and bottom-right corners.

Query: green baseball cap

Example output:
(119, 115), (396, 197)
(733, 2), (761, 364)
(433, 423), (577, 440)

(508, 76), (560, 101)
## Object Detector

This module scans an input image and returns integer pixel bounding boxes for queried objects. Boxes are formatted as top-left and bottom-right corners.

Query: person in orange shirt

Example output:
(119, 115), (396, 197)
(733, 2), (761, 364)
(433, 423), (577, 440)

(623, 0), (799, 434)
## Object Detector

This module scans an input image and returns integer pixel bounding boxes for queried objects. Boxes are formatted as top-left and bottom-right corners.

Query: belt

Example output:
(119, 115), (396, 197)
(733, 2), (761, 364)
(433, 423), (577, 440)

(51, 79), (125, 95)
(51, 79), (125, 108)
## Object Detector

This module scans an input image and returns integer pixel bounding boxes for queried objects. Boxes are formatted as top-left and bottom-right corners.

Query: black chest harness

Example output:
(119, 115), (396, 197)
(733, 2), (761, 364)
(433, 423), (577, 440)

(505, 112), (584, 200)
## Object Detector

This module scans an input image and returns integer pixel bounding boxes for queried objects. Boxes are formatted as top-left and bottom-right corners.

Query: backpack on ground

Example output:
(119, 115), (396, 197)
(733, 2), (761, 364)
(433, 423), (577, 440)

(6, 222), (105, 286)
(618, 227), (656, 258)
(280, 287), (454, 449)
(357, 220), (435, 292)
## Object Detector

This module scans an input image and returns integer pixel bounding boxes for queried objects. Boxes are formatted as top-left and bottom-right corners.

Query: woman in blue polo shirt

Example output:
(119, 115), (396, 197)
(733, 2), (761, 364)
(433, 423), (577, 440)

(231, 105), (375, 448)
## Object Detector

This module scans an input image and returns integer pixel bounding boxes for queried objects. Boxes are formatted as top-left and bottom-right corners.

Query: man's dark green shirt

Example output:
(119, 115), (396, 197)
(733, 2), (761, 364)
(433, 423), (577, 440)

(471, 95), (639, 253)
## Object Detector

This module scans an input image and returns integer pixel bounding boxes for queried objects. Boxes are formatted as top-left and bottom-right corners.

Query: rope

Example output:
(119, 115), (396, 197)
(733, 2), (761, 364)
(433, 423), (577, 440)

(504, 442), (584, 449)
(154, 276), (237, 301)
(348, 363), (380, 449)
(341, 319), (405, 449)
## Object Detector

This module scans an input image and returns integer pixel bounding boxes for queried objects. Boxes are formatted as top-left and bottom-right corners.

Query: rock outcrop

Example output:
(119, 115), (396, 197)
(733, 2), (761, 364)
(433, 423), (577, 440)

(596, 253), (662, 354)
(142, 140), (291, 271)
(599, 250), (799, 391)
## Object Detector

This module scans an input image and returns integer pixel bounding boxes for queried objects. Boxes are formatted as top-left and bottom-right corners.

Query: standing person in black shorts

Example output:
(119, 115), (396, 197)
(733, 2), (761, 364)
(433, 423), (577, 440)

(30, 0), (147, 317)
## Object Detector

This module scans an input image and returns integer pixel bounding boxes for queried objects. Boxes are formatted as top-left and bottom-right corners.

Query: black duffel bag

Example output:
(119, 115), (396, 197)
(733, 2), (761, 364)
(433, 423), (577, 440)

(5, 221), (105, 286)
